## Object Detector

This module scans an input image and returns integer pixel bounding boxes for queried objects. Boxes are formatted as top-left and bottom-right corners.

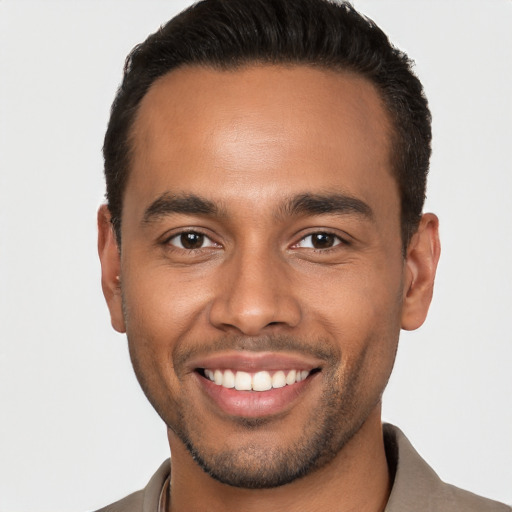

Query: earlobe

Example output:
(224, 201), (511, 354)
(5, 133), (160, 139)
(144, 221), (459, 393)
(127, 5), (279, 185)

(97, 205), (126, 333)
(401, 213), (441, 331)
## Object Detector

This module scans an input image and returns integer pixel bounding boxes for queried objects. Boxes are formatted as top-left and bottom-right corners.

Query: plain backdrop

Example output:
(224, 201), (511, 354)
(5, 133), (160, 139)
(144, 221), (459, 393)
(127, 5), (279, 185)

(0, 1), (511, 510)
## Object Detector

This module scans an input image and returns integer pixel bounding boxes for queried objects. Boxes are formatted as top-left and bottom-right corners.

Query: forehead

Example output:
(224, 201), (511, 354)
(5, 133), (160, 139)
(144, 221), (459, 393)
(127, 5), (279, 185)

(126, 64), (397, 220)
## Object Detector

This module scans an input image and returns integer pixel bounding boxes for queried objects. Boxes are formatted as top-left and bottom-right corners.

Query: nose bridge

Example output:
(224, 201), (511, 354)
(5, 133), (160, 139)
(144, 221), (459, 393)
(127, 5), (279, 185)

(209, 239), (300, 335)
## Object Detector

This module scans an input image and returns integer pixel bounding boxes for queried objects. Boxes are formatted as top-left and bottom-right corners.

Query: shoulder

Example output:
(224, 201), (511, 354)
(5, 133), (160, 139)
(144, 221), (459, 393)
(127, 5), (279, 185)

(94, 489), (144, 512)
(93, 459), (171, 512)
(384, 424), (511, 512)
(436, 482), (512, 512)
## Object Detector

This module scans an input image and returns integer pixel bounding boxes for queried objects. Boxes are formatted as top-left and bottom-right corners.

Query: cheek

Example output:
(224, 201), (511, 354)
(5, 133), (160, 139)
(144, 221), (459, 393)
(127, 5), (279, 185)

(121, 269), (197, 423)
(122, 262), (214, 340)
(300, 262), (403, 380)
(301, 260), (403, 327)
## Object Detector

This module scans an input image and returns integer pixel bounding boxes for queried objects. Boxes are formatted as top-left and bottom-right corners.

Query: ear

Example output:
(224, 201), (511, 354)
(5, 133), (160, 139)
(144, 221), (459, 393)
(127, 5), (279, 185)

(97, 205), (126, 333)
(401, 213), (441, 331)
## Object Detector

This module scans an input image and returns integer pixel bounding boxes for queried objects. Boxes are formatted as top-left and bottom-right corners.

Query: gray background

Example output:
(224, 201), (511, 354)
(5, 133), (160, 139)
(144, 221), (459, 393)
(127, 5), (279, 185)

(1, 1), (511, 510)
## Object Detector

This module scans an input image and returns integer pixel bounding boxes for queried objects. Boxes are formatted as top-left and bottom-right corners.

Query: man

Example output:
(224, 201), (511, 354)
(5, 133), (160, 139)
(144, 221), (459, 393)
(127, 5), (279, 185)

(96, 0), (510, 510)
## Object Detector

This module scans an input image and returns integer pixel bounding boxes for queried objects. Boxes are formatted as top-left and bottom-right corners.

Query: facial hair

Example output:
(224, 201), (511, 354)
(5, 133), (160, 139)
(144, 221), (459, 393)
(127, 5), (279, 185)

(144, 335), (387, 489)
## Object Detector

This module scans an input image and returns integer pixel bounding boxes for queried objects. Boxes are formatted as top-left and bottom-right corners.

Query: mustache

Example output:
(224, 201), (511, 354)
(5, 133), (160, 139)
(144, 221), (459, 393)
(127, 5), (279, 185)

(172, 334), (340, 370)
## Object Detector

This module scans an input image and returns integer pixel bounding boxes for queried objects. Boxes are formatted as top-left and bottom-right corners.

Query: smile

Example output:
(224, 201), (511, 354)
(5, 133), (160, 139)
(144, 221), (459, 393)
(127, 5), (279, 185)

(203, 368), (311, 391)
(190, 351), (324, 418)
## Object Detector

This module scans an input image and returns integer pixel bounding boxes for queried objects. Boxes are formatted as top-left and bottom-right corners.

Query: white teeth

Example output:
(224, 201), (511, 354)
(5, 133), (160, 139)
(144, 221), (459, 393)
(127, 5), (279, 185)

(223, 369), (235, 388)
(272, 371), (286, 388)
(296, 370), (310, 382)
(252, 371), (272, 391)
(285, 370), (296, 385)
(234, 371), (252, 391)
(204, 368), (311, 391)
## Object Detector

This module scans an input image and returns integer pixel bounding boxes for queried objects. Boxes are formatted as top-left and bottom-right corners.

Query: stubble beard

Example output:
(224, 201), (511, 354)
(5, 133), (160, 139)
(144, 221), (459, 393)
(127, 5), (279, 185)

(125, 315), (397, 490)
(167, 347), (382, 489)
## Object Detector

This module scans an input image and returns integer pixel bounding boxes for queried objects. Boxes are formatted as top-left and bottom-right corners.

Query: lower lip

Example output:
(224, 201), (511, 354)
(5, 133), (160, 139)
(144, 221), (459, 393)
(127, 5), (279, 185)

(196, 372), (318, 418)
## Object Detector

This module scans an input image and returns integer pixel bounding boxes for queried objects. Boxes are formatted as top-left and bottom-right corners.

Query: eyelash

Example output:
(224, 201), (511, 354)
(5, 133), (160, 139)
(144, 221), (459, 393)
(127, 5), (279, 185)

(164, 230), (219, 251)
(292, 231), (349, 252)
(162, 229), (349, 253)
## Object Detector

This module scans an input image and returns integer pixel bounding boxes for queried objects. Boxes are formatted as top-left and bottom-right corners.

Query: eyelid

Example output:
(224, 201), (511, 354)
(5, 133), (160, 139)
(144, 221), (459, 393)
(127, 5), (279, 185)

(162, 228), (221, 250)
(291, 229), (350, 250)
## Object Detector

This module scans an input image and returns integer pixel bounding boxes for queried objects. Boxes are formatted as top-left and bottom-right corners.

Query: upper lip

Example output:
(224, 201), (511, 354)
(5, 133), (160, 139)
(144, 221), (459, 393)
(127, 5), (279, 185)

(188, 351), (324, 373)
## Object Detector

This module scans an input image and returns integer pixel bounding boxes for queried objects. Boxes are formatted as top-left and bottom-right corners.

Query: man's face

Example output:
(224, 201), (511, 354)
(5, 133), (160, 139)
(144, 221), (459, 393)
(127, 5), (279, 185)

(103, 65), (415, 487)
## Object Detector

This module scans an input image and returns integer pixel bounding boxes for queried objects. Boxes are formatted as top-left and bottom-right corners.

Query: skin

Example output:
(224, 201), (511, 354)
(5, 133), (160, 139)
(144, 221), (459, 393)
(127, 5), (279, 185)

(98, 65), (440, 512)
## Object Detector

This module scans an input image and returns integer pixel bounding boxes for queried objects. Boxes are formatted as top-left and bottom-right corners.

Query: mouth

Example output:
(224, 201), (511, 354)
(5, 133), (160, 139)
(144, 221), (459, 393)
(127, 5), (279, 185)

(187, 350), (326, 421)
(190, 352), (323, 419)
(198, 367), (320, 391)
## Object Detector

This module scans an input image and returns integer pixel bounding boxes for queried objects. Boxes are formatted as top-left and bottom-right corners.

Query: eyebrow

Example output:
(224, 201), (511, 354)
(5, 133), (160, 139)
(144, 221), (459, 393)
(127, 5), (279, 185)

(142, 191), (373, 225)
(142, 193), (220, 224)
(279, 193), (374, 220)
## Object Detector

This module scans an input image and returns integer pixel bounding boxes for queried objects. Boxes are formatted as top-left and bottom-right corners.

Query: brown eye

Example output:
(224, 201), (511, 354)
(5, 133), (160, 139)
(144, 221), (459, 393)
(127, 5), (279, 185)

(296, 232), (343, 250)
(180, 233), (204, 249)
(311, 233), (336, 249)
(168, 231), (216, 250)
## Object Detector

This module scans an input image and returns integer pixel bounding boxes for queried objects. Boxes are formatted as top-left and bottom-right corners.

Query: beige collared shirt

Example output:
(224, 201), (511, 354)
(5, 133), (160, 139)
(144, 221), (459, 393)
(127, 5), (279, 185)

(95, 424), (511, 512)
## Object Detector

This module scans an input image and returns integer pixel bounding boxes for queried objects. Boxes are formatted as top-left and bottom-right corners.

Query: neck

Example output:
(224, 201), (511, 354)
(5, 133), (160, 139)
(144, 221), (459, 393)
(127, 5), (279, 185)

(167, 406), (390, 512)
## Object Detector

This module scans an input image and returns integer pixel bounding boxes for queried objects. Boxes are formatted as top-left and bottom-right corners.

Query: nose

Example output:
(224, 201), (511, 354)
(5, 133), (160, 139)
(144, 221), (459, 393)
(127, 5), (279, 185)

(208, 248), (302, 336)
